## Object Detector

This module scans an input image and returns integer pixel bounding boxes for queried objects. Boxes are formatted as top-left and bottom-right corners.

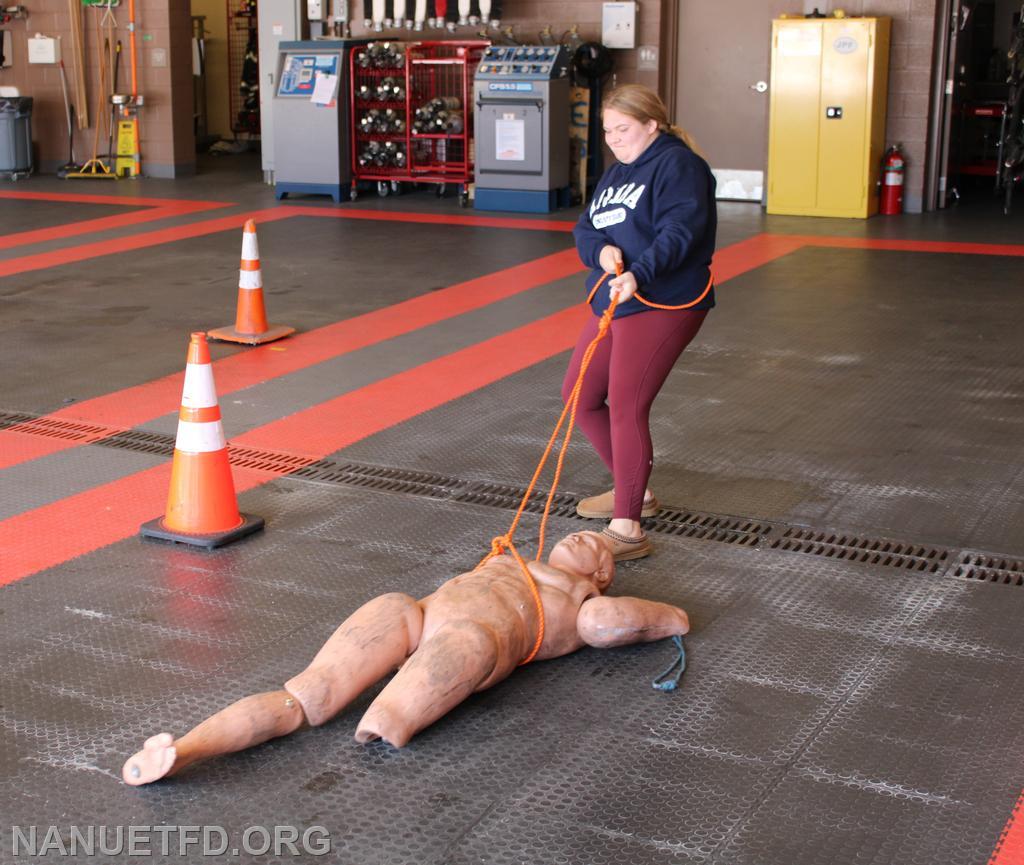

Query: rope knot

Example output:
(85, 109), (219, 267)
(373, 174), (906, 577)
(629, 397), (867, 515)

(489, 536), (510, 557)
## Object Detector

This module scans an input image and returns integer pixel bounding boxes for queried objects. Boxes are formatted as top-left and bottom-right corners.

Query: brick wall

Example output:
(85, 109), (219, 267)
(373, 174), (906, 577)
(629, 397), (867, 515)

(0, 0), (195, 177)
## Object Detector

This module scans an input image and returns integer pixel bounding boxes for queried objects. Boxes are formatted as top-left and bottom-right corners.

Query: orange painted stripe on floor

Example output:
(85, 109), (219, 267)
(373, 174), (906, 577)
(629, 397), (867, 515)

(0, 191), (233, 207)
(792, 235), (1024, 257)
(238, 304), (589, 455)
(0, 202), (230, 251)
(288, 205), (577, 232)
(0, 208), (293, 278)
(0, 462), (279, 586)
(0, 248), (585, 469)
(0, 305), (588, 585)
(989, 789), (1024, 865)
(711, 234), (806, 283)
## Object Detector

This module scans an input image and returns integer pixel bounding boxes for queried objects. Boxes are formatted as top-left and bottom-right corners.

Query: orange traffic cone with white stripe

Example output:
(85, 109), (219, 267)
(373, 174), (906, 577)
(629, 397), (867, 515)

(207, 219), (295, 345)
(140, 332), (264, 548)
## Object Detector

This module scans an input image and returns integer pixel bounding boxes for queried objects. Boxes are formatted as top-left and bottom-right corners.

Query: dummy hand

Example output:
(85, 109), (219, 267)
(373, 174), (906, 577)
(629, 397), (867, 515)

(599, 245), (624, 274)
(608, 271), (638, 303)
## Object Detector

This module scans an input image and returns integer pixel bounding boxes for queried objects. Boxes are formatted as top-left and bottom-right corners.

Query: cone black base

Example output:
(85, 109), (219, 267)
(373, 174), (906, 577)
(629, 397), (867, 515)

(206, 324), (295, 345)
(140, 513), (265, 549)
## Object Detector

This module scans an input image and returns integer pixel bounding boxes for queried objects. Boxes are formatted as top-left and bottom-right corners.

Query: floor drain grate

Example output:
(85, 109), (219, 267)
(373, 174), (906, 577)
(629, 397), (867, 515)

(229, 446), (317, 474)
(293, 461), (468, 499)
(453, 482), (579, 519)
(647, 510), (767, 547)
(770, 527), (949, 572)
(101, 429), (175, 456)
(0, 410), (113, 442)
(11, 410), (1012, 571)
(952, 553), (1024, 587)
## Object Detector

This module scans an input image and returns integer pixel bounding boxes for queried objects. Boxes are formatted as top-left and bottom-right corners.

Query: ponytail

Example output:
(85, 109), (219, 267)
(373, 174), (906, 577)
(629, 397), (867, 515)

(665, 123), (703, 158)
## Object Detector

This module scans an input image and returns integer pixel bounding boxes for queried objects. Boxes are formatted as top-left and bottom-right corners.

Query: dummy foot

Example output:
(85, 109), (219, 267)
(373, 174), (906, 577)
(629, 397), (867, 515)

(122, 733), (178, 785)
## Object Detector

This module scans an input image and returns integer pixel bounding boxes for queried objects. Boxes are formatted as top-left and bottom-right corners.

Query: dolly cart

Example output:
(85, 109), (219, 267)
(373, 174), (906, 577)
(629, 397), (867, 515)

(350, 40), (489, 204)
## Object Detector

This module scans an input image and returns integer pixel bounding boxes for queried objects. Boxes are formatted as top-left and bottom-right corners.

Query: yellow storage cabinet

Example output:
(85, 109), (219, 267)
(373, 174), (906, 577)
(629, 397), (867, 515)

(767, 17), (891, 218)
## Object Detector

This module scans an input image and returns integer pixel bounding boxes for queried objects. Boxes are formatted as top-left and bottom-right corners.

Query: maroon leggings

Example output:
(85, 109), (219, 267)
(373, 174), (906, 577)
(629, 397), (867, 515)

(562, 307), (708, 520)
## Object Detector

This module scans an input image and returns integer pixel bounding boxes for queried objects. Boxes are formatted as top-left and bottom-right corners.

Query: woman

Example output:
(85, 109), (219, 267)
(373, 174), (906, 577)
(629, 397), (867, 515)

(565, 84), (717, 561)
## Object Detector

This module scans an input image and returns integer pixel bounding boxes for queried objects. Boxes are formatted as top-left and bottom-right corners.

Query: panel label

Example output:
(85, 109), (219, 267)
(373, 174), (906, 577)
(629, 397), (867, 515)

(833, 36), (858, 54)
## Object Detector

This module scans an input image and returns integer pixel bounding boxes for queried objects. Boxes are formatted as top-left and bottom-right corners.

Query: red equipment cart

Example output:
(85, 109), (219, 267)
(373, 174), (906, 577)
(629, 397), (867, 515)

(349, 40), (488, 205)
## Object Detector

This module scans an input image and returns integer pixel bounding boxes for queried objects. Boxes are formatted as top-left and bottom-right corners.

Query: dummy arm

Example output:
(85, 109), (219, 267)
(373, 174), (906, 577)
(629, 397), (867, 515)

(576, 596), (689, 649)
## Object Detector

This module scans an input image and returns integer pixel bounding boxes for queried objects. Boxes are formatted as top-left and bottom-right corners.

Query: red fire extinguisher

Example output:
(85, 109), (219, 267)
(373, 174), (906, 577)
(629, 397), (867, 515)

(879, 144), (905, 215)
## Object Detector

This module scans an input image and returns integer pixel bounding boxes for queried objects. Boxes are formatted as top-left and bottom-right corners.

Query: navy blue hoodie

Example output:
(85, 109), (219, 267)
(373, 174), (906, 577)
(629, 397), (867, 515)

(573, 133), (717, 318)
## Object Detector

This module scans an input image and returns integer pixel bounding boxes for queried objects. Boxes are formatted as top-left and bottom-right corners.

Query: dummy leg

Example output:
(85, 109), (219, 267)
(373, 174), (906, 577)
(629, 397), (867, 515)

(284, 592), (424, 726)
(122, 690), (306, 785)
(355, 620), (499, 747)
(577, 596), (689, 648)
(122, 592), (423, 785)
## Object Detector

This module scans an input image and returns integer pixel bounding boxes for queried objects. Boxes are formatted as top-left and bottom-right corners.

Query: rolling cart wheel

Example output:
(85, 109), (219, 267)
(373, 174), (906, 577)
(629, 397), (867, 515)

(350, 186), (359, 202)
(390, 180), (402, 194)
(459, 189), (469, 208)
(377, 181), (390, 198)
(436, 183), (446, 198)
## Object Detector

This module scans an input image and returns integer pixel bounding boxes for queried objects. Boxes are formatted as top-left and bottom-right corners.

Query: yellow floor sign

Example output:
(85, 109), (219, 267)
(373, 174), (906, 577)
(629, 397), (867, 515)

(115, 118), (140, 177)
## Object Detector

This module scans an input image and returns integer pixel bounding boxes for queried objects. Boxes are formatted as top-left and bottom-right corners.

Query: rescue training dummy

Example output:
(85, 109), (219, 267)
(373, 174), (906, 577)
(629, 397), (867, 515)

(122, 530), (690, 785)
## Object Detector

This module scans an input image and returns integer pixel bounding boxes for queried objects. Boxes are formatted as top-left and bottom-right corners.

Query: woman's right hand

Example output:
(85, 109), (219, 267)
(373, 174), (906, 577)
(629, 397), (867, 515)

(599, 245), (624, 274)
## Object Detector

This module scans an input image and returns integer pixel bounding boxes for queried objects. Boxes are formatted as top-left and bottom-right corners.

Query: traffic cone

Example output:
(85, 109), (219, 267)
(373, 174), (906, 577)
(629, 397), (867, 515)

(140, 332), (264, 548)
(207, 219), (295, 345)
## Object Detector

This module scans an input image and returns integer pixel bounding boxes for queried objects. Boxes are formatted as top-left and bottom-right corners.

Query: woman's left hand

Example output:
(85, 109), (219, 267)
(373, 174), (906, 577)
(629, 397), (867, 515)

(608, 271), (639, 303)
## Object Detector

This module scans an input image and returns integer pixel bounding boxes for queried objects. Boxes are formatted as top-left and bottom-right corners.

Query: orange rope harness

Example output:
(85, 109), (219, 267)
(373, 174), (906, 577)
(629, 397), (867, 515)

(476, 268), (622, 666)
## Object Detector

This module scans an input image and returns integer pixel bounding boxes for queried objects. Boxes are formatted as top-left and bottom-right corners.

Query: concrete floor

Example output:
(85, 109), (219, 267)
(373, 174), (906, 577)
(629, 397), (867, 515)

(1, 154), (1023, 865)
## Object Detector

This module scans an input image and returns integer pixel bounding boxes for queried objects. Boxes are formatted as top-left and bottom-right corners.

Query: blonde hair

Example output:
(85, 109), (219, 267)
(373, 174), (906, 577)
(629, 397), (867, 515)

(602, 84), (703, 158)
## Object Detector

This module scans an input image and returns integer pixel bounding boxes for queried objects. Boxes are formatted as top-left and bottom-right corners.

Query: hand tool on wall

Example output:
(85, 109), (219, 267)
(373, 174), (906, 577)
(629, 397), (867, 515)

(107, 40), (120, 160)
(68, 5), (115, 177)
(57, 58), (82, 177)
(66, 0), (88, 128)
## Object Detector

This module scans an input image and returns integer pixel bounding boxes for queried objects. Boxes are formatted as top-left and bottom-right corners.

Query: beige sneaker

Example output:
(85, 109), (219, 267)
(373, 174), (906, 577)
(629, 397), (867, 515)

(576, 490), (659, 519)
(600, 527), (652, 561)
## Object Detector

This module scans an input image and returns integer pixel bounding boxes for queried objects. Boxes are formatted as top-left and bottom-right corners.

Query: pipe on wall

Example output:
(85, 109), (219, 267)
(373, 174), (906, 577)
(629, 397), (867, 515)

(924, 0), (953, 211)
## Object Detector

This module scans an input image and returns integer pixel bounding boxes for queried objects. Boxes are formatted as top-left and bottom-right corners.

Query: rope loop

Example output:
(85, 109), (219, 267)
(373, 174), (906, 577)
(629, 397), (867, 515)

(586, 269), (714, 311)
(651, 635), (687, 692)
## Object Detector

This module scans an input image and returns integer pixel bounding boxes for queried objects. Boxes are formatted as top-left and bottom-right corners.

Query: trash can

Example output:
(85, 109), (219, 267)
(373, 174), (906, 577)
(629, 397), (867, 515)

(0, 97), (33, 178)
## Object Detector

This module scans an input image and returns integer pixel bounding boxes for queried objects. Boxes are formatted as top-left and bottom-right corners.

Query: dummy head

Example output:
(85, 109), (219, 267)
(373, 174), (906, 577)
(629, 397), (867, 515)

(548, 531), (615, 592)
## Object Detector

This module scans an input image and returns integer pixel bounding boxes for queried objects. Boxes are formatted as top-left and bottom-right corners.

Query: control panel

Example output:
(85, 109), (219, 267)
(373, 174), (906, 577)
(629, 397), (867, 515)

(475, 44), (570, 80)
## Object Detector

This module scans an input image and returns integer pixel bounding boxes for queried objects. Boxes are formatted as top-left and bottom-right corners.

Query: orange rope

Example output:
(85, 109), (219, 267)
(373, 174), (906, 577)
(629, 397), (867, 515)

(586, 271), (715, 310)
(477, 268), (622, 666)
